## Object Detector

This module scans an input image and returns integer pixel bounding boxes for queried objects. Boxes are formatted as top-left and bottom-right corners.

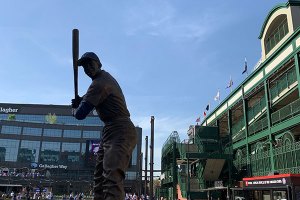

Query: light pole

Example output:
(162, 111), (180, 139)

(150, 116), (154, 200)
(144, 136), (148, 195)
(138, 152), (143, 196)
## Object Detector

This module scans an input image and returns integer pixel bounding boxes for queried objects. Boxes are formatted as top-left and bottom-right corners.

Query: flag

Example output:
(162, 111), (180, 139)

(204, 111), (206, 117)
(214, 90), (220, 101)
(242, 57), (247, 74)
(226, 76), (233, 89)
(196, 117), (200, 123)
(206, 104), (210, 111)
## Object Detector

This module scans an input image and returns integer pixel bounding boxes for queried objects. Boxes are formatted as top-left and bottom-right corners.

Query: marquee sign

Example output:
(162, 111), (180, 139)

(243, 174), (292, 188)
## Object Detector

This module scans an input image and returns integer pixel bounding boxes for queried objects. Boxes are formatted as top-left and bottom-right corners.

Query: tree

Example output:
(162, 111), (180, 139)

(45, 113), (57, 124)
(7, 114), (16, 121)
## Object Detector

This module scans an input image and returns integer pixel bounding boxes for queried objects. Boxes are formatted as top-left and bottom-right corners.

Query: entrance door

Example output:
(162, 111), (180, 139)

(249, 190), (270, 200)
(262, 190), (271, 200)
(273, 190), (287, 200)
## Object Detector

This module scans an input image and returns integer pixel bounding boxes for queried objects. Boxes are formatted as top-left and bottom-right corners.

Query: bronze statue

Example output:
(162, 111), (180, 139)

(72, 52), (137, 200)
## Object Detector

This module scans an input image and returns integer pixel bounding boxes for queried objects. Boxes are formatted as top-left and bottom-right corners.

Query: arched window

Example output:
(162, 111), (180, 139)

(255, 142), (264, 154)
(264, 14), (289, 55)
(282, 132), (295, 146)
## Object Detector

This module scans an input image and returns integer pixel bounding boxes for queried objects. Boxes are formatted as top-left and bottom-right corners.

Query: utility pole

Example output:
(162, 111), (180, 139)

(145, 136), (148, 195)
(150, 116), (155, 200)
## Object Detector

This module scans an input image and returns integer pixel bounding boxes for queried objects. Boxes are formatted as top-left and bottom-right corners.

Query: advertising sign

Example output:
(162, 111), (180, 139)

(243, 175), (291, 188)
(86, 140), (100, 166)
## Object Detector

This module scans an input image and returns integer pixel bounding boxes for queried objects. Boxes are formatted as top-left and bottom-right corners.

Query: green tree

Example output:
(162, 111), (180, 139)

(45, 113), (57, 124)
(7, 114), (16, 121)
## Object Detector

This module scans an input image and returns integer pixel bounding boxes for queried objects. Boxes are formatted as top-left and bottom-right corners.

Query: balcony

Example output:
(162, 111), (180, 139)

(270, 67), (297, 103)
(247, 96), (266, 124)
(232, 117), (246, 143)
(271, 98), (300, 125)
(248, 117), (268, 136)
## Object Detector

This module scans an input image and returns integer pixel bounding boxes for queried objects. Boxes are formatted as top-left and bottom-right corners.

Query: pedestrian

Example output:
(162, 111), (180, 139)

(72, 52), (137, 200)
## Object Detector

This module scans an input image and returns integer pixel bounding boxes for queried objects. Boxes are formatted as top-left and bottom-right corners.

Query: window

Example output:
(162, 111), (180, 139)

(40, 142), (60, 162)
(131, 145), (137, 165)
(0, 114), (103, 126)
(1, 125), (22, 135)
(62, 143), (80, 152)
(43, 129), (62, 137)
(56, 116), (103, 126)
(61, 143), (80, 163)
(18, 140), (40, 162)
(125, 171), (137, 180)
(273, 190), (287, 200)
(23, 127), (42, 136)
(82, 130), (101, 139)
(63, 130), (81, 138)
(81, 143), (86, 161)
(265, 16), (288, 55)
(0, 139), (19, 161)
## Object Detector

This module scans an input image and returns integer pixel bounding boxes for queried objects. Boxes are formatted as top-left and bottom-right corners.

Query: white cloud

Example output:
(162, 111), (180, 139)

(123, 2), (234, 42)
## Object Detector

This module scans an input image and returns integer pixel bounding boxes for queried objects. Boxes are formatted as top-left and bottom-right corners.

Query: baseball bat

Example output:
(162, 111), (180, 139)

(72, 29), (79, 99)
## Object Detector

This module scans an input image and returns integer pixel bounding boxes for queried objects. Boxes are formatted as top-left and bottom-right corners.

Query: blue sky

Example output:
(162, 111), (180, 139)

(0, 1), (284, 171)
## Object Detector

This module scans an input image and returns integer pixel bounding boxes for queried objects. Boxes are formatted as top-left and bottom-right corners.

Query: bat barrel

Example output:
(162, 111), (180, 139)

(72, 29), (79, 98)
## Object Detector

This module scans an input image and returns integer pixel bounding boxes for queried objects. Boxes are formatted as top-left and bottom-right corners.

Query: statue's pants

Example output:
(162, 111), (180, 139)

(94, 120), (137, 200)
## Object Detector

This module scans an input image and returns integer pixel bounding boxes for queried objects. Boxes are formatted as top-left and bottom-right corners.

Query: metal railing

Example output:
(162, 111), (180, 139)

(162, 131), (180, 157)
(161, 169), (174, 185)
(274, 141), (300, 173)
(247, 96), (266, 123)
(250, 150), (272, 176)
(271, 98), (300, 125)
(248, 117), (268, 136)
(177, 139), (197, 159)
(269, 67), (297, 101)
(232, 117), (246, 143)
(177, 171), (187, 198)
(234, 140), (300, 176)
(233, 157), (247, 171)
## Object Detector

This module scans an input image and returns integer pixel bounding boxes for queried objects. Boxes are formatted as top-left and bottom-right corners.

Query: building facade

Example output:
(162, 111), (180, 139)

(159, 1), (300, 199)
(0, 103), (142, 195)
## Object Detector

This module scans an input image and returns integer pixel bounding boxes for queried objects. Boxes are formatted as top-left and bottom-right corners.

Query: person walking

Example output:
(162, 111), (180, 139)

(72, 52), (137, 200)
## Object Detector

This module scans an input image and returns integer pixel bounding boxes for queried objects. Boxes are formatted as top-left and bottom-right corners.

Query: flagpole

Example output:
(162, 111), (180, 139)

(230, 75), (232, 92)
(218, 89), (220, 104)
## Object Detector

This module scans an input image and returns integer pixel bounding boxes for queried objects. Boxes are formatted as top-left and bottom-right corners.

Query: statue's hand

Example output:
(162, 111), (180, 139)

(71, 95), (83, 108)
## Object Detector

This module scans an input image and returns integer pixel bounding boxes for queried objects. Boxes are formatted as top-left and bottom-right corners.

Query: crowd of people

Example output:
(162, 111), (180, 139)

(0, 191), (88, 200)
(0, 171), (45, 178)
(0, 191), (151, 200)
(1, 191), (53, 200)
(125, 193), (150, 200)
